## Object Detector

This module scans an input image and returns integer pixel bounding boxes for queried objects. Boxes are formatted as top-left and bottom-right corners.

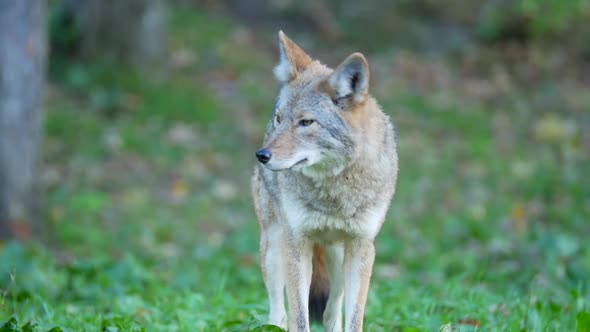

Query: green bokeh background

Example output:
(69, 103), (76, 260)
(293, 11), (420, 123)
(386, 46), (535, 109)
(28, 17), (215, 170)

(1, 1), (590, 331)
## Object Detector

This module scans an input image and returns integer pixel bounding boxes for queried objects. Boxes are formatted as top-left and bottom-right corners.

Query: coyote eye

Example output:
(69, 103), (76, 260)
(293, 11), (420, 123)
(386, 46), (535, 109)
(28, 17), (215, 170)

(275, 114), (281, 124)
(299, 119), (314, 127)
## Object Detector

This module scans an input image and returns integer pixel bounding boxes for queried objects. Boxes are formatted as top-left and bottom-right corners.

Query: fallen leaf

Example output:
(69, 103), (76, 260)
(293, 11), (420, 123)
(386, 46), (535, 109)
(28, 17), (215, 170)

(170, 179), (189, 202)
(511, 202), (528, 234)
(533, 115), (575, 143)
(8, 219), (32, 241)
(457, 318), (481, 327)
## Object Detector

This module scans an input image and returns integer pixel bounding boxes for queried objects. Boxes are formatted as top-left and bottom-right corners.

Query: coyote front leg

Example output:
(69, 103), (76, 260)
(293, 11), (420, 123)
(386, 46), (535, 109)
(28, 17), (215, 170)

(344, 238), (375, 332)
(324, 244), (344, 332)
(285, 234), (313, 332)
(261, 224), (287, 329)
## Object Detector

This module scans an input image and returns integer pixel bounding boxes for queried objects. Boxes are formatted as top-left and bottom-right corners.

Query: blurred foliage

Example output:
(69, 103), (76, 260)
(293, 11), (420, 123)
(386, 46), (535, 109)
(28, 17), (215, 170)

(1, 0), (590, 330)
(479, 0), (590, 50)
(518, 0), (588, 35)
(579, 311), (590, 332)
(227, 0), (590, 55)
(48, 0), (81, 60)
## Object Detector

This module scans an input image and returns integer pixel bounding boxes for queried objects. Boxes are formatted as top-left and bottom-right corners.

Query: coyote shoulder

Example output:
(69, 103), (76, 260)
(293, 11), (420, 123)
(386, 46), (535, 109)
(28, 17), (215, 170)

(252, 31), (398, 332)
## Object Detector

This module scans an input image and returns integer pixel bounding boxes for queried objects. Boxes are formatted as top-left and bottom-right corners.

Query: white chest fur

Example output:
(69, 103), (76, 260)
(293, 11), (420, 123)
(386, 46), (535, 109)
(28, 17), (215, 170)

(280, 189), (388, 241)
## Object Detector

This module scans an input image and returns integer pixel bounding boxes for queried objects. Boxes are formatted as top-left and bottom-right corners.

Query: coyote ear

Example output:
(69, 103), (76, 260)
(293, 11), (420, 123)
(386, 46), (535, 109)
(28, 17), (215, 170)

(328, 53), (369, 104)
(274, 30), (313, 83)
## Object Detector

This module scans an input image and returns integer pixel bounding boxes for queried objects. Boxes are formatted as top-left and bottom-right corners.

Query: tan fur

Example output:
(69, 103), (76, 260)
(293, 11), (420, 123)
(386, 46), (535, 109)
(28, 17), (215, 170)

(310, 244), (330, 321)
(265, 127), (297, 161)
(253, 32), (398, 332)
(279, 31), (312, 70)
(275, 31), (313, 82)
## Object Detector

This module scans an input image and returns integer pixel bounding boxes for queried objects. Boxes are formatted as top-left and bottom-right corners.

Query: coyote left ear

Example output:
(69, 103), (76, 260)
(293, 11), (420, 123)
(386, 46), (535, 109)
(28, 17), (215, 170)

(328, 53), (369, 104)
(274, 31), (313, 83)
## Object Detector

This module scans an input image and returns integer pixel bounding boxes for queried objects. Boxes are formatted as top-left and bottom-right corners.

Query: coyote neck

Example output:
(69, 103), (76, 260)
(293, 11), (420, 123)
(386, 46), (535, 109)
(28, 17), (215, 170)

(286, 156), (384, 219)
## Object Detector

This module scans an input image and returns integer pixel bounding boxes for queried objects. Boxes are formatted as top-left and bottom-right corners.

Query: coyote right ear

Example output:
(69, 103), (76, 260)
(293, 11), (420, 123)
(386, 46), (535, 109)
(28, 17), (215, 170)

(273, 31), (313, 83)
(328, 53), (369, 104)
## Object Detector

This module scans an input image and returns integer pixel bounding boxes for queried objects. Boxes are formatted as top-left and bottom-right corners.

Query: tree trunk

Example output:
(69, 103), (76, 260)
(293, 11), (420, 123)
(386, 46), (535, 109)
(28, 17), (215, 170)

(0, 0), (47, 240)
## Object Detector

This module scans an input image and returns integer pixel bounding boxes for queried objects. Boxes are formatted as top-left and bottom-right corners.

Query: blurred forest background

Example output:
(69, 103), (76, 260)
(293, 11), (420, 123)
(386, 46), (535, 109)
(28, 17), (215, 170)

(1, 0), (590, 331)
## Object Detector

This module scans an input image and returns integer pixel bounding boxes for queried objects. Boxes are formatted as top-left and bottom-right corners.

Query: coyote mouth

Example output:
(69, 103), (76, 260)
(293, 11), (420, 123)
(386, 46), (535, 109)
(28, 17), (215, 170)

(265, 157), (309, 171)
(293, 158), (308, 167)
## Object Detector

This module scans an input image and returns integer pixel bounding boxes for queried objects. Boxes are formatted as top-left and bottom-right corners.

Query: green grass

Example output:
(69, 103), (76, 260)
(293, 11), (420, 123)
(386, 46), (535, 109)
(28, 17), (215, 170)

(2, 6), (590, 332)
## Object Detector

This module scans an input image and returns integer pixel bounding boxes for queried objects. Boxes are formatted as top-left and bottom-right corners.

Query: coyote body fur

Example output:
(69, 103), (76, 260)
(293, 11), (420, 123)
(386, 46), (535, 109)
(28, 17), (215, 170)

(252, 31), (398, 332)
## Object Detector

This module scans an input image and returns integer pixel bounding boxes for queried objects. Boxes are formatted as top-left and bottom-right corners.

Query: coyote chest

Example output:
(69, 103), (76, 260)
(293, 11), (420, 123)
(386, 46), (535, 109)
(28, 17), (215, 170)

(278, 168), (390, 240)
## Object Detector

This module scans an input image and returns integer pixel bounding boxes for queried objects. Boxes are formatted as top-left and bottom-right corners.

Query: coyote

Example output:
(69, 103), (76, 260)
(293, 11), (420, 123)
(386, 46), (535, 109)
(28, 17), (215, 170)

(252, 31), (398, 332)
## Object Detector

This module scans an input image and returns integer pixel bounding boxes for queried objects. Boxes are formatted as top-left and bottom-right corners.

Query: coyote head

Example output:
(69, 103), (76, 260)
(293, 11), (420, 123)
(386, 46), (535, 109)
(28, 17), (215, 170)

(256, 31), (372, 177)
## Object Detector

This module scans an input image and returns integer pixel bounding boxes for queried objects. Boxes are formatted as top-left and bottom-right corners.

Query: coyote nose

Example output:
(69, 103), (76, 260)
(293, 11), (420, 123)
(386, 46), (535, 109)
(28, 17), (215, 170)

(256, 149), (272, 164)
